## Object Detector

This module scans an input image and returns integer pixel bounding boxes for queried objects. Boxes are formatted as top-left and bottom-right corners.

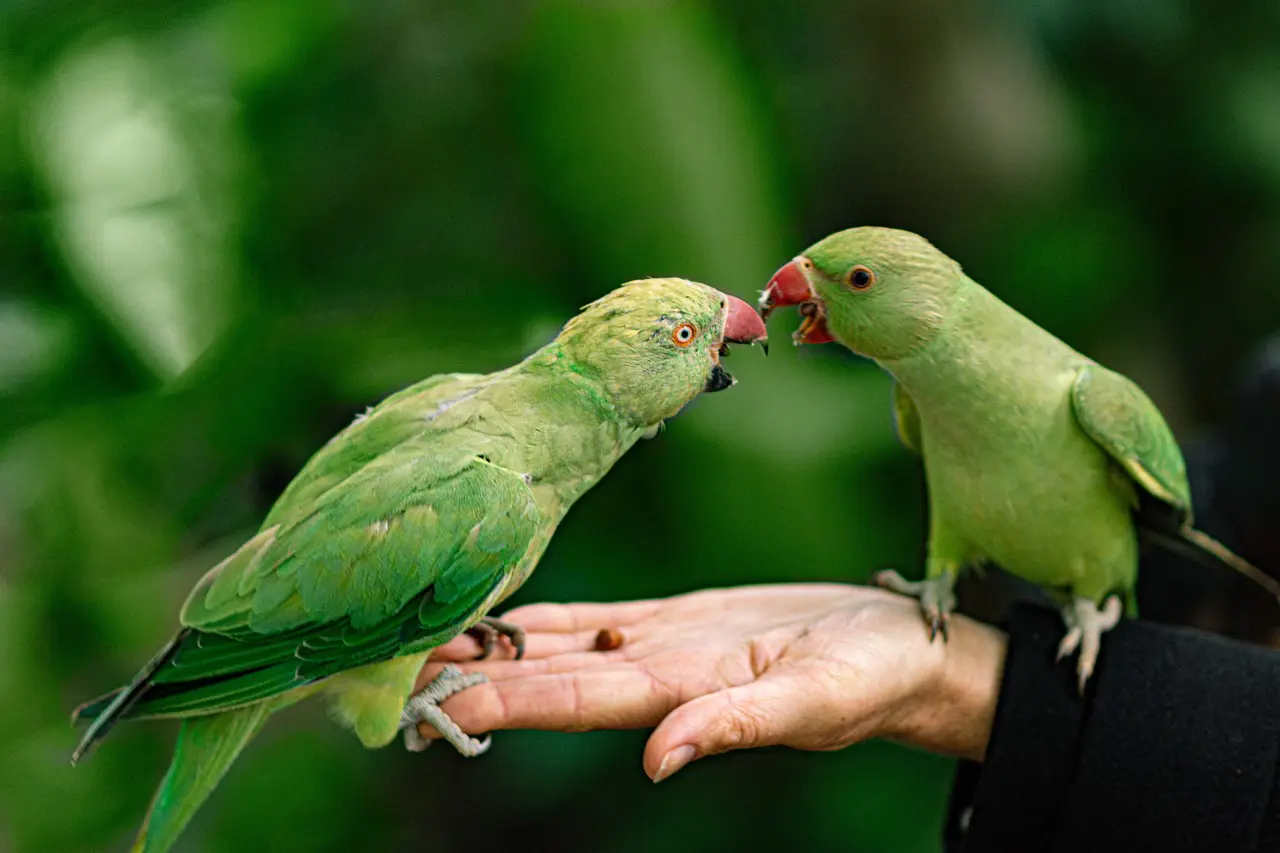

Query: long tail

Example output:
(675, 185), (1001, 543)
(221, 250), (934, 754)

(71, 629), (190, 765)
(132, 705), (270, 853)
(1141, 526), (1280, 602)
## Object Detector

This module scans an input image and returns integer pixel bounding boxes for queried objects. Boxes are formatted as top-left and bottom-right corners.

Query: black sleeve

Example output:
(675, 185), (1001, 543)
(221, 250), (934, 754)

(944, 603), (1280, 853)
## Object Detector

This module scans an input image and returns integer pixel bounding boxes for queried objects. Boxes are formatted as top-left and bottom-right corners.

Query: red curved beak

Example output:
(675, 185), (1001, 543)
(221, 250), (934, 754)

(721, 293), (769, 346)
(759, 257), (816, 319)
(758, 256), (834, 345)
(705, 292), (770, 393)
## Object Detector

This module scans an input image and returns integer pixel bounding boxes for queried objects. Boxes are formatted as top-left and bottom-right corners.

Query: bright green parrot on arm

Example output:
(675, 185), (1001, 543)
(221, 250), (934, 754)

(72, 278), (767, 853)
(758, 227), (1279, 689)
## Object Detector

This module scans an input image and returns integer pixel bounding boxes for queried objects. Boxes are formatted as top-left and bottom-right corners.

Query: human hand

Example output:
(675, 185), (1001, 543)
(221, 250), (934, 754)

(419, 584), (1006, 781)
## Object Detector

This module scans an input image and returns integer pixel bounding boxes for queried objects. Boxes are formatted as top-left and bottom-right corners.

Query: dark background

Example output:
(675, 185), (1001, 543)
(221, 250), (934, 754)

(2, 1), (1278, 851)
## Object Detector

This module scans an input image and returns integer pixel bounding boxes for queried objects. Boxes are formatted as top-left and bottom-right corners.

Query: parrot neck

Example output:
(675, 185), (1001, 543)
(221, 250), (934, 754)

(531, 339), (687, 431)
(879, 280), (1075, 432)
(879, 278), (998, 372)
(512, 343), (649, 508)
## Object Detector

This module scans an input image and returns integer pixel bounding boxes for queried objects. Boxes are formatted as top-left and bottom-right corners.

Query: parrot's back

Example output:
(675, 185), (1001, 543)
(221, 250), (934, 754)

(66, 274), (765, 853)
(71, 372), (495, 754)
(70, 361), (639, 853)
(72, 364), (629, 745)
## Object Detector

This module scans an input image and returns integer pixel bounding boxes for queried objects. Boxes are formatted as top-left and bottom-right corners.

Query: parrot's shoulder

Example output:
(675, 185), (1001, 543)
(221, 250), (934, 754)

(188, 444), (541, 630)
(374, 371), (491, 411)
(891, 380), (923, 455)
(379, 371), (496, 419)
(261, 372), (498, 530)
(1069, 364), (1191, 513)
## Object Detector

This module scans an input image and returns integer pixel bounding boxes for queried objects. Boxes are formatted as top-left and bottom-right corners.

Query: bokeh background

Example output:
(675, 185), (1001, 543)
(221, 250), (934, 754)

(3, 1), (1279, 851)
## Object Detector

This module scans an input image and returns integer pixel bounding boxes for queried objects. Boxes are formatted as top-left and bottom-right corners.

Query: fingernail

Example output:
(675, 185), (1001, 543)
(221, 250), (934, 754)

(652, 745), (696, 783)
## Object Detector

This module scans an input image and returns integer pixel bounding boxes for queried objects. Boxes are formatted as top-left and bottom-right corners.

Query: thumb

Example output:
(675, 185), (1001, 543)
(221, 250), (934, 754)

(642, 674), (817, 782)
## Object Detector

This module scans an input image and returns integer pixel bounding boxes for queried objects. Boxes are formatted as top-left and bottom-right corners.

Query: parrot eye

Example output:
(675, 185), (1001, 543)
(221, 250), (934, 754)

(672, 323), (697, 347)
(846, 265), (875, 290)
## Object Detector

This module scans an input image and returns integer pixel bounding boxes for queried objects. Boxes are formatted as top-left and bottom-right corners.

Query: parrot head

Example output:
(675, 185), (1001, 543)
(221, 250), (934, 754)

(757, 226), (964, 361)
(556, 277), (767, 426)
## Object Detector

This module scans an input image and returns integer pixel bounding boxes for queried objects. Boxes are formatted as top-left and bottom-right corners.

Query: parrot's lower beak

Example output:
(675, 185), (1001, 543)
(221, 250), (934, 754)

(758, 256), (834, 345)
(706, 293), (769, 393)
(704, 364), (735, 392)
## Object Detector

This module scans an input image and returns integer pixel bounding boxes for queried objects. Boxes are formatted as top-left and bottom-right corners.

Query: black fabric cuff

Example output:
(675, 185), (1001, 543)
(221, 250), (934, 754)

(945, 603), (1280, 852)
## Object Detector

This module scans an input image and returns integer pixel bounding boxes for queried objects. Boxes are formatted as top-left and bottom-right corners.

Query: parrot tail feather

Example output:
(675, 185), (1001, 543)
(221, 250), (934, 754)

(132, 705), (270, 853)
(1142, 526), (1280, 603)
(71, 629), (191, 765)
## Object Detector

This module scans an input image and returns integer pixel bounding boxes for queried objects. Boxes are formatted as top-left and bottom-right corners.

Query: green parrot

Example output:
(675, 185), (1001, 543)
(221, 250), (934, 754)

(758, 226), (1279, 689)
(72, 277), (767, 853)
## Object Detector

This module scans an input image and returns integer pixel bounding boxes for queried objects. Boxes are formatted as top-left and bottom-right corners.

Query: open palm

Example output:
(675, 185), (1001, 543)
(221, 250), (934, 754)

(419, 584), (1005, 780)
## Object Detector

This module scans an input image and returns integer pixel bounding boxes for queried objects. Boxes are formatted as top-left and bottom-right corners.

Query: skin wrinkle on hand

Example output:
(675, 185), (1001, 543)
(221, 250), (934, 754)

(643, 661), (689, 710)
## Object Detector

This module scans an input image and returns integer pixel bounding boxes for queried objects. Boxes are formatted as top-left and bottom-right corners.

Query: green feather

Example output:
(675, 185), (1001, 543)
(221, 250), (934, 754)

(891, 380), (923, 455)
(131, 706), (269, 853)
(72, 277), (752, 853)
(1070, 364), (1191, 512)
(786, 226), (1276, 683)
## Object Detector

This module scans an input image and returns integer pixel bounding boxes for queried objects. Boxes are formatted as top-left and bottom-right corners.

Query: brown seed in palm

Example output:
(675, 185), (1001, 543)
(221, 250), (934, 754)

(594, 628), (625, 651)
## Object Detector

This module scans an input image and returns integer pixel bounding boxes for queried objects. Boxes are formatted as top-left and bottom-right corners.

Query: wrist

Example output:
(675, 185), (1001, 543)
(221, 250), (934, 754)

(888, 615), (1007, 761)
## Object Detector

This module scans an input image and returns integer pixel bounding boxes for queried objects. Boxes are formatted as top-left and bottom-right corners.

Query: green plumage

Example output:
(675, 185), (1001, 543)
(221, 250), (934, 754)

(73, 277), (758, 852)
(132, 707), (269, 853)
(775, 227), (1277, 686)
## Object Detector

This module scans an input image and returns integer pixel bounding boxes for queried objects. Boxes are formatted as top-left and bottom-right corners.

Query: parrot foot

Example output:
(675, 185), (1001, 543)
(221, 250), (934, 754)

(466, 617), (527, 661)
(873, 569), (956, 642)
(1055, 596), (1123, 694)
(400, 664), (491, 757)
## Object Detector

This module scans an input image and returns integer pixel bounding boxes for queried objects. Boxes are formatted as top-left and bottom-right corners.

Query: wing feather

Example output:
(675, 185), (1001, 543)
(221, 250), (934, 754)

(1070, 364), (1191, 516)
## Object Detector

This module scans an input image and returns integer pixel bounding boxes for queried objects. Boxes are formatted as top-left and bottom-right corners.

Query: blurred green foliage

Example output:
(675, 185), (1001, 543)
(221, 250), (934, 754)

(1, 1), (1277, 851)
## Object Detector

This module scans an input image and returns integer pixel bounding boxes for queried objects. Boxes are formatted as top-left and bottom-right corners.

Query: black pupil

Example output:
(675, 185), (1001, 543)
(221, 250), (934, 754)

(852, 269), (870, 286)
(680, 327), (690, 339)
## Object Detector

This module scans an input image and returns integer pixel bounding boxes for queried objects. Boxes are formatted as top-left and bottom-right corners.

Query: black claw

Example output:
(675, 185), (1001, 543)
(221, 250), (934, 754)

(475, 617), (527, 660)
(466, 624), (498, 661)
(761, 341), (770, 357)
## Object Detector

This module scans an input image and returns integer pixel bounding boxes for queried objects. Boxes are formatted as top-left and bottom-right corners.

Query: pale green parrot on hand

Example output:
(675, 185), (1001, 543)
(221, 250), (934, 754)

(72, 278), (767, 853)
(759, 227), (1279, 690)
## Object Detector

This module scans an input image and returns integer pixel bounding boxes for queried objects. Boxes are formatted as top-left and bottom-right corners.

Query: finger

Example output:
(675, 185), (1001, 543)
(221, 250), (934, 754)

(497, 600), (662, 633)
(428, 634), (485, 662)
(420, 667), (681, 736)
(523, 628), (629, 658)
(643, 675), (817, 782)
